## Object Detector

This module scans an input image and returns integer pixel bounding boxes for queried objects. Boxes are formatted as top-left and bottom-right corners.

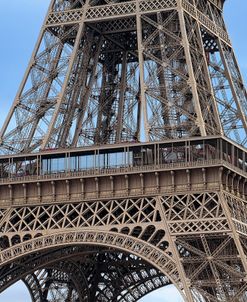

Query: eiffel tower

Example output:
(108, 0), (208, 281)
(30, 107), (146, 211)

(0, 0), (247, 301)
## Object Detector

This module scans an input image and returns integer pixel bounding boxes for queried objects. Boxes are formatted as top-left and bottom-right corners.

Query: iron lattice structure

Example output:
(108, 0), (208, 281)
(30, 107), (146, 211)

(1, 0), (247, 153)
(0, 0), (247, 301)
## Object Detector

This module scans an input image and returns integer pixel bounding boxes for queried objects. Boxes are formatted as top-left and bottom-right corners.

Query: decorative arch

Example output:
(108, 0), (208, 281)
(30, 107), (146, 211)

(0, 229), (186, 300)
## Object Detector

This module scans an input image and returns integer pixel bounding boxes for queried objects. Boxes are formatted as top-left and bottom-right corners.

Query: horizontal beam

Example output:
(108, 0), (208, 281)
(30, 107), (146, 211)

(0, 161), (244, 207)
(45, 0), (230, 46)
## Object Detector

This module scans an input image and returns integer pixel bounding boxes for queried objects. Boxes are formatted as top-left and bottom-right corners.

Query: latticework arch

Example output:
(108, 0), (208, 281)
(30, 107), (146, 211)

(0, 229), (186, 300)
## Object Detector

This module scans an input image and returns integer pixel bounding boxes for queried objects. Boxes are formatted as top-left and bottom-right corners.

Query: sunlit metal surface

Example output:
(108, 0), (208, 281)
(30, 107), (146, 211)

(0, 1), (247, 301)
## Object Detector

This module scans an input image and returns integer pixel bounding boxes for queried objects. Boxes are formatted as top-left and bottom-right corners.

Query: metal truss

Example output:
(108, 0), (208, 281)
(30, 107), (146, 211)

(1, 0), (247, 153)
(22, 251), (170, 302)
(1, 0), (247, 301)
(0, 190), (246, 301)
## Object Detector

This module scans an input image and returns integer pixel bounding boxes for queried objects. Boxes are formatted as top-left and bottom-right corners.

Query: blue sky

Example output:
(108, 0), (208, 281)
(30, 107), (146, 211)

(0, 1), (246, 301)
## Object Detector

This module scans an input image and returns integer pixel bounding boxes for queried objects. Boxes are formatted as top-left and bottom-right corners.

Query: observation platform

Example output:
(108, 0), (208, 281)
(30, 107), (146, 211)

(0, 136), (246, 208)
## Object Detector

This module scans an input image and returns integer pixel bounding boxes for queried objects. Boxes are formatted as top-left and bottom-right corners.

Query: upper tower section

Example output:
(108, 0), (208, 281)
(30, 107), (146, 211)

(0, 0), (246, 154)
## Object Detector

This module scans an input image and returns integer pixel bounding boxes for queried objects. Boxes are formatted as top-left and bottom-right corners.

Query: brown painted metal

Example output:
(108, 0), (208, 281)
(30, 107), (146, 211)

(0, 1), (247, 301)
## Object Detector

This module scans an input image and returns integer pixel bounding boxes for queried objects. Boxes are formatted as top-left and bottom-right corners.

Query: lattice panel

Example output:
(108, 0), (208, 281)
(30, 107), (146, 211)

(0, 197), (159, 233)
(169, 219), (229, 235)
(224, 192), (247, 237)
(86, 2), (136, 20)
(181, 0), (197, 18)
(182, 0), (231, 46)
(161, 192), (229, 234)
(139, 0), (177, 12)
(46, 9), (84, 25)
(162, 192), (225, 220)
(100, 18), (136, 33)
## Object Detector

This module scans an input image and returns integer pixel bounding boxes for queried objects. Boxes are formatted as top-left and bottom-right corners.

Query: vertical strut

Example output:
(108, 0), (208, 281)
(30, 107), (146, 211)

(177, 0), (207, 137)
(58, 30), (95, 147)
(136, 0), (148, 142)
(157, 12), (171, 138)
(192, 0), (223, 136)
(116, 52), (127, 143)
(72, 35), (103, 147)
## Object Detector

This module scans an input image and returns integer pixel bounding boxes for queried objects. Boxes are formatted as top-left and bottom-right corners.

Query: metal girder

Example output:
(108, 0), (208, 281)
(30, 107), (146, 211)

(2, 247), (171, 302)
(1, 0), (247, 301)
(0, 188), (247, 301)
(1, 0), (246, 154)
